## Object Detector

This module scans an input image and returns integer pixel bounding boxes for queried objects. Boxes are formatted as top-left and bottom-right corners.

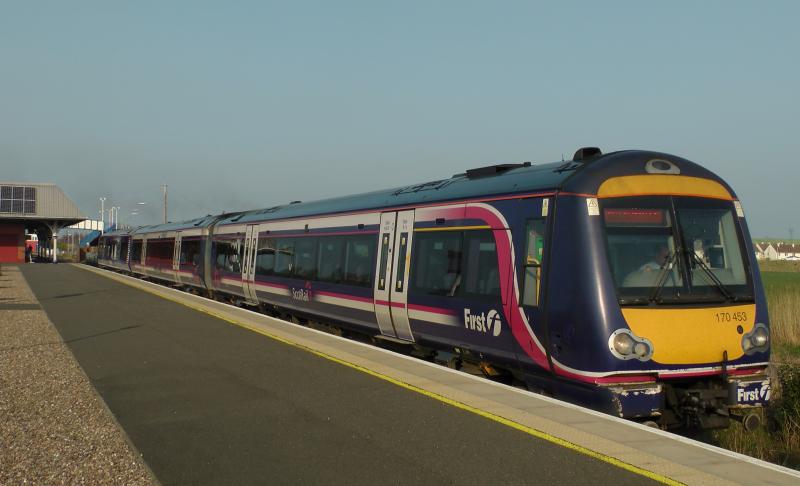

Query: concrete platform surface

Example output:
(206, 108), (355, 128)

(21, 263), (800, 485)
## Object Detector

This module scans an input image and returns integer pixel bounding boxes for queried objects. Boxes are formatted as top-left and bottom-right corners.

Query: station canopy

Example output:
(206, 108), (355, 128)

(0, 182), (87, 261)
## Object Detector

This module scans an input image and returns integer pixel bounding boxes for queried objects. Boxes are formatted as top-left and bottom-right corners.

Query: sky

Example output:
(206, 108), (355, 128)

(1, 1), (798, 237)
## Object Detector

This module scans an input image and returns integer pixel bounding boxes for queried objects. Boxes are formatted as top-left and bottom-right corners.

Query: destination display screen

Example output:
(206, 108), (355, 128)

(604, 208), (667, 227)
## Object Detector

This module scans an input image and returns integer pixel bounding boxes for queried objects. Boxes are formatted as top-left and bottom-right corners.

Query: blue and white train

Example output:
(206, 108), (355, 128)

(97, 148), (771, 430)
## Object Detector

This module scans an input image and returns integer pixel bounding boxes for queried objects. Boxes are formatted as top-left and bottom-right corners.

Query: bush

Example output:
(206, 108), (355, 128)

(768, 365), (800, 464)
(712, 364), (800, 468)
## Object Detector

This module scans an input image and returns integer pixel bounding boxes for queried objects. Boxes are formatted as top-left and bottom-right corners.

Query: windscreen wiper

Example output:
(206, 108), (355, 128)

(648, 249), (678, 304)
(685, 250), (737, 302)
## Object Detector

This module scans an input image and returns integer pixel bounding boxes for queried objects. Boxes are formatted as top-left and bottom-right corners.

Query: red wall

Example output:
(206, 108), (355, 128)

(0, 223), (25, 263)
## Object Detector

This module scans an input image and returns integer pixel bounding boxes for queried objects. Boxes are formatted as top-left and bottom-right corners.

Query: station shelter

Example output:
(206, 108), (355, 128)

(0, 182), (86, 263)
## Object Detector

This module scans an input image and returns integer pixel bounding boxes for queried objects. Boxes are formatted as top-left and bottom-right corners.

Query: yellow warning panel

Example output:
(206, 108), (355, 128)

(622, 304), (756, 364)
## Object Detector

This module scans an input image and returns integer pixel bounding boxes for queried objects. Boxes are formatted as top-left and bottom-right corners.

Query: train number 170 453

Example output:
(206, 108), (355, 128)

(715, 311), (747, 323)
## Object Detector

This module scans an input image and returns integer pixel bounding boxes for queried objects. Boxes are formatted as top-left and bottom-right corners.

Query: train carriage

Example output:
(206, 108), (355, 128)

(97, 148), (770, 430)
(127, 215), (226, 290)
(97, 229), (131, 272)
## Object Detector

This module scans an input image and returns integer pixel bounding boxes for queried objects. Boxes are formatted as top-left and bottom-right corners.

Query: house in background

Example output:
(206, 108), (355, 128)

(754, 242), (779, 261)
(775, 243), (800, 260)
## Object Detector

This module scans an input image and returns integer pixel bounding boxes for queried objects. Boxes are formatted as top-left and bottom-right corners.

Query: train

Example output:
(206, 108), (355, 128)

(97, 148), (771, 430)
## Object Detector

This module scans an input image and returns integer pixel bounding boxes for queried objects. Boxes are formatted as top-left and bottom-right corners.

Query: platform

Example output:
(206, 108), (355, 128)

(18, 264), (800, 485)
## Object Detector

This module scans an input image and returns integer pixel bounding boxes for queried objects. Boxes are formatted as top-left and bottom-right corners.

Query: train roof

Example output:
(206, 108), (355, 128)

(215, 149), (734, 226)
(130, 213), (244, 235)
(99, 229), (132, 238)
(217, 159), (570, 226)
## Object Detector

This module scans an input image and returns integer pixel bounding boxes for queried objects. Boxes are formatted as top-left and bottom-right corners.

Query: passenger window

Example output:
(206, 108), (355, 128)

(522, 219), (546, 306)
(255, 238), (276, 275)
(214, 241), (226, 270)
(318, 237), (345, 282)
(294, 238), (317, 279)
(227, 240), (241, 273)
(131, 241), (142, 262)
(274, 239), (295, 276)
(410, 231), (463, 297)
(214, 240), (241, 272)
(344, 236), (375, 287)
(462, 231), (500, 299)
(180, 239), (200, 266)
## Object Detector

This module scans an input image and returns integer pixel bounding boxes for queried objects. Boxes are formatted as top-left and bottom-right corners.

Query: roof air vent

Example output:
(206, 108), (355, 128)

(573, 147), (602, 162)
(465, 162), (531, 179)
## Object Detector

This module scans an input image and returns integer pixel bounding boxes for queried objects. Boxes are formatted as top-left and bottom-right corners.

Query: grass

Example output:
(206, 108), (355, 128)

(711, 260), (800, 468)
(760, 268), (800, 361)
(712, 366), (800, 468)
(759, 259), (800, 274)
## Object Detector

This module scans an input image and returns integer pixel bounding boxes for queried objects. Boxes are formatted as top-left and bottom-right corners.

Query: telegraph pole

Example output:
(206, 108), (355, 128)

(162, 184), (168, 224)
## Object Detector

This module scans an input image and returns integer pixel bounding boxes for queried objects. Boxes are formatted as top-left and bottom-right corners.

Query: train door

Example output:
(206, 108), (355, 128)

(514, 197), (552, 370)
(173, 232), (183, 284)
(241, 224), (259, 304)
(141, 238), (148, 275)
(373, 210), (415, 341)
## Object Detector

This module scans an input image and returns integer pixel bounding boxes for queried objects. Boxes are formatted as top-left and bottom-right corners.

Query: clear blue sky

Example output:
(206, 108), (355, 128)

(1, 1), (798, 237)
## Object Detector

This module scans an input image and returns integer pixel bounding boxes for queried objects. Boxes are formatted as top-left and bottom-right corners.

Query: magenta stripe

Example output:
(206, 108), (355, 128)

(464, 204), (550, 370)
(316, 290), (373, 303)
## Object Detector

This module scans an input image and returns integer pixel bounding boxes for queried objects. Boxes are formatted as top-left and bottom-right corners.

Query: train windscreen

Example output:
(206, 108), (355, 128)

(601, 196), (753, 305)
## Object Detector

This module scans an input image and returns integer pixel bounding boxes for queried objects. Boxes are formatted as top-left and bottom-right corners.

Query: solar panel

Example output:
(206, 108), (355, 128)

(0, 186), (37, 213)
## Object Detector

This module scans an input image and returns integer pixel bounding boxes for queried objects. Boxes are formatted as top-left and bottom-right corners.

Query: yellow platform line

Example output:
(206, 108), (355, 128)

(81, 265), (681, 486)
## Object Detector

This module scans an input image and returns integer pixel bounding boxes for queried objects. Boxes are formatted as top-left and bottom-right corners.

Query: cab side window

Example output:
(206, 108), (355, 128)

(522, 219), (546, 306)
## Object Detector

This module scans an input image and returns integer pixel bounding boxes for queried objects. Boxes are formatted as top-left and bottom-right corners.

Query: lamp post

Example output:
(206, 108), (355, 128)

(162, 185), (168, 224)
(99, 197), (106, 233)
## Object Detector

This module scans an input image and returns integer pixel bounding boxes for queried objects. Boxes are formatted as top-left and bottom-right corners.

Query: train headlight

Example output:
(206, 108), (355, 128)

(742, 323), (769, 354)
(609, 329), (654, 361)
(613, 333), (634, 355)
(634, 341), (651, 358)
